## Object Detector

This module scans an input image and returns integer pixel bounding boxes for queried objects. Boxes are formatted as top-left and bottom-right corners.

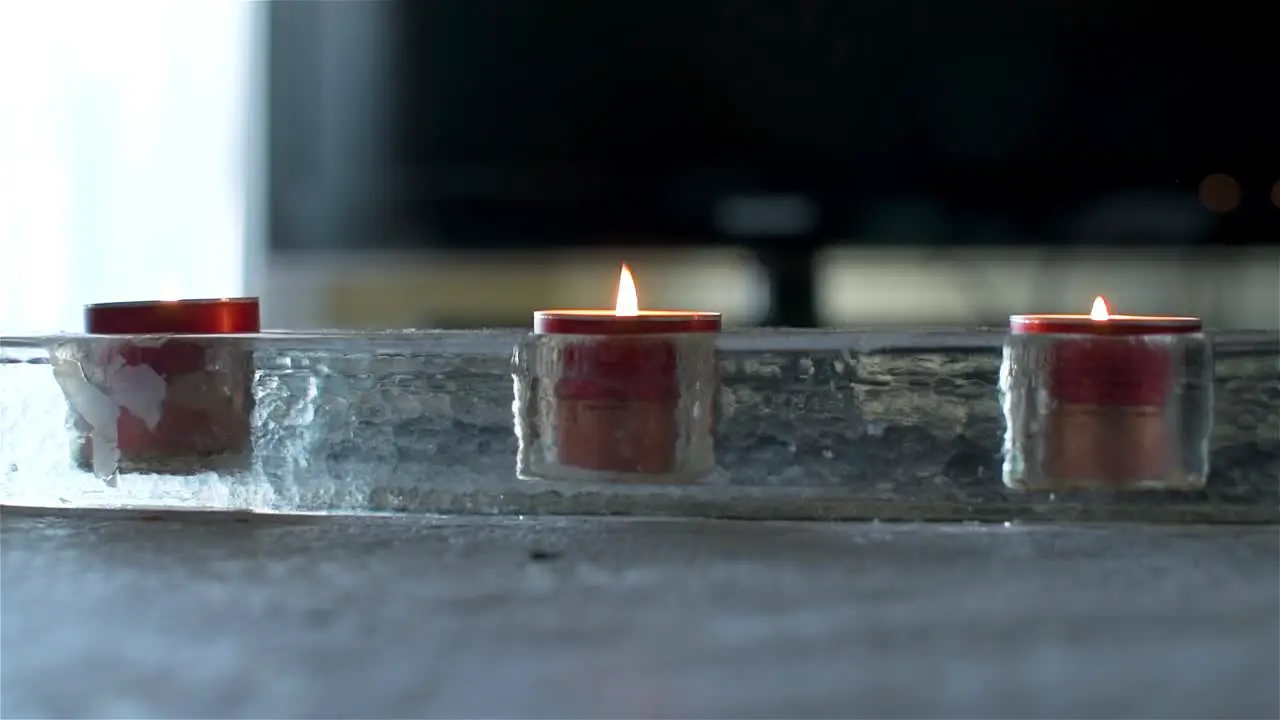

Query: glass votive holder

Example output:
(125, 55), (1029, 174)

(55, 298), (259, 478)
(1001, 313), (1213, 491)
(513, 311), (720, 484)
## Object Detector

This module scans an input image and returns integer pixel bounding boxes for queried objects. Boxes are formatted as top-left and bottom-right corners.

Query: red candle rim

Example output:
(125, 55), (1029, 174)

(86, 297), (261, 335)
(535, 310), (721, 335)
(1010, 314), (1201, 336)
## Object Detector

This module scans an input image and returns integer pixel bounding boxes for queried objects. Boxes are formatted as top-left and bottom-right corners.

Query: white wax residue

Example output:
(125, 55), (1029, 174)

(109, 362), (168, 430)
(51, 357), (122, 481)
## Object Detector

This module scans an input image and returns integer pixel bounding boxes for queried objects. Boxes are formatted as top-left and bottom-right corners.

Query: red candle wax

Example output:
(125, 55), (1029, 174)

(79, 297), (260, 472)
(534, 309), (721, 476)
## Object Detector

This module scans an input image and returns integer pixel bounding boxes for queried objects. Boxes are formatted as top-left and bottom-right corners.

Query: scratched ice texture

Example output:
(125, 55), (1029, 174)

(1, 330), (1276, 521)
(1000, 332), (1215, 492)
(513, 332), (719, 484)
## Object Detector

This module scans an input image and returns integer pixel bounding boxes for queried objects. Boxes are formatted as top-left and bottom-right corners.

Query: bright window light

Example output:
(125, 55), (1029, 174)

(0, 0), (251, 333)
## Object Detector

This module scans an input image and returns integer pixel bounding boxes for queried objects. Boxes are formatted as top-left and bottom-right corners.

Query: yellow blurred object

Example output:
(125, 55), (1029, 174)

(324, 249), (759, 328)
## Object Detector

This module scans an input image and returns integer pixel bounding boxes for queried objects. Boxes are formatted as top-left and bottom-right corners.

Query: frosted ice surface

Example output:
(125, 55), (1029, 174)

(1, 330), (1276, 518)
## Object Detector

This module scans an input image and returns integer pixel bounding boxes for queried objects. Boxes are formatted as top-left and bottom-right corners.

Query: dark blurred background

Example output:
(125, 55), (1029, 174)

(265, 0), (1278, 329)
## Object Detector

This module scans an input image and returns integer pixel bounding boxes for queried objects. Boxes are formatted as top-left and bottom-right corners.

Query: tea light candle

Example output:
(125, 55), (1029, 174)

(1011, 296), (1202, 407)
(86, 296), (260, 335)
(522, 265), (721, 481)
(69, 297), (260, 476)
(1006, 296), (1206, 489)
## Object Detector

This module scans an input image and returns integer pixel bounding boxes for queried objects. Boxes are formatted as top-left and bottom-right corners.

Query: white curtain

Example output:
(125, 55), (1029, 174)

(0, 0), (253, 333)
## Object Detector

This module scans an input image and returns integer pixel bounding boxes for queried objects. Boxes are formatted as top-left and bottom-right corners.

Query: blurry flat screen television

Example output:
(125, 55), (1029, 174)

(267, 1), (1275, 322)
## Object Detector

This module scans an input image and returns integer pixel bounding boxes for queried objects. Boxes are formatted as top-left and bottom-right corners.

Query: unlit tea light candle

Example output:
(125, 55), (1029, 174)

(1002, 296), (1213, 491)
(515, 265), (721, 484)
(57, 297), (260, 478)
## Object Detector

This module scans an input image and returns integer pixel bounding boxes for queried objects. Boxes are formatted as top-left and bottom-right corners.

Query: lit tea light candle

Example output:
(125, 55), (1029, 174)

(520, 265), (721, 482)
(534, 264), (721, 335)
(1005, 296), (1208, 490)
(1011, 296), (1202, 406)
(64, 296), (260, 477)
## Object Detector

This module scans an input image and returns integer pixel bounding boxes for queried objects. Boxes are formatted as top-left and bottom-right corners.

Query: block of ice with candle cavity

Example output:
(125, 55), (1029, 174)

(51, 337), (256, 480)
(0, 323), (1275, 519)
(1002, 297), (1214, 492)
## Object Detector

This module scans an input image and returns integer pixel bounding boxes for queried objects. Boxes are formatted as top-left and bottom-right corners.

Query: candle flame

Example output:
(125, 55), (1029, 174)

(1090, 295), (1110, 321)
(615, 264), (639, 316)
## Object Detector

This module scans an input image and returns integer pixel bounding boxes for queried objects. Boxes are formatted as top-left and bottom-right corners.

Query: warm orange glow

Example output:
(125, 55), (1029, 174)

(615, 264), (639, 316)
(1090, 296), (1110, 322)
